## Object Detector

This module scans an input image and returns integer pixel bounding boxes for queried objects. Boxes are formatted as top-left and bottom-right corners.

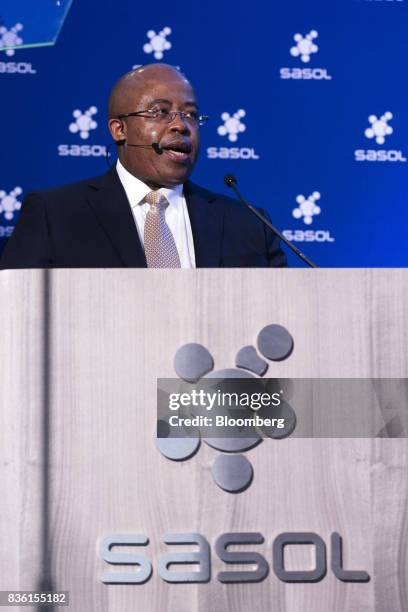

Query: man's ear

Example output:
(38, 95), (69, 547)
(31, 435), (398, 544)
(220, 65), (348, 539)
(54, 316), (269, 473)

(108, 118), (126, 143)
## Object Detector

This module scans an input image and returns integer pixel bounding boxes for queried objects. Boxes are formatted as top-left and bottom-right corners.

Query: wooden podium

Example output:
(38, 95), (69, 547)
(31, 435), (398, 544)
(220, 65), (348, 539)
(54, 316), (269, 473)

(1, 269), (407, 611)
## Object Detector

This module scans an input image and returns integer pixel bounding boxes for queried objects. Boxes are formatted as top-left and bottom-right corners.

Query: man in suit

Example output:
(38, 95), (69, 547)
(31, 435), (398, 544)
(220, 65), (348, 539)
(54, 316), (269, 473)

(1, 64), (287, 268)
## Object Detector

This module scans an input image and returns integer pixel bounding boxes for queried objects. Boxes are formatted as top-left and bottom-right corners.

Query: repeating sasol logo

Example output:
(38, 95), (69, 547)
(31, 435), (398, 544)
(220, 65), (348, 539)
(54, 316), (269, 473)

(290, 31), (319, 63)
(0, 23), (23, 56)
(280, 30), (332, 81)
(0, 186), (22, 220)
(365, 112), (393, 145)
(0, 186), (22, 238)
(283, 192), (335, 243)
(217, 109), (246, 142)
(58, 106), (107, 158)
(207, 109), (260, 160)
(69, 107), (98, 139)
(355, 111), (407, 163)
(143, 27), (172, 60)
(292, 192), (321, 225)
(0, 23), (36, 75)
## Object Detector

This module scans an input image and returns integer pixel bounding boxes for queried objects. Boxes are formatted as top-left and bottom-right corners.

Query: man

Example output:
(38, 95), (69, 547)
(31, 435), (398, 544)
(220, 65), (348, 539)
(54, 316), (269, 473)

(1, 64), (287, 268)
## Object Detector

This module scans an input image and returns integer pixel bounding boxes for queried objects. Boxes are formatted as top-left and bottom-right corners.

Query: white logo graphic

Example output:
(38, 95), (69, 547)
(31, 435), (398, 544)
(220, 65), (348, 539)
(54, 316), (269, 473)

(355, 111), (405, 162)
(0, 187), (22, 220)
(364, 112), (393, 145)
(290, 30), (319, 63)
(69, 107), (98, 139)
(217, 110), (246, 143)
(292, 192), (321, 225)
(0, 23), (23, 56)
(143, 27), (172, 60)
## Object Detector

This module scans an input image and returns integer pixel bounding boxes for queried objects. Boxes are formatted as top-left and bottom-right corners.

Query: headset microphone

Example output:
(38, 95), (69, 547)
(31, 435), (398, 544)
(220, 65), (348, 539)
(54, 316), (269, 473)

(151, 142), (164, 155)
(122, 141), (163, 155)
(105, 141), (163, 167)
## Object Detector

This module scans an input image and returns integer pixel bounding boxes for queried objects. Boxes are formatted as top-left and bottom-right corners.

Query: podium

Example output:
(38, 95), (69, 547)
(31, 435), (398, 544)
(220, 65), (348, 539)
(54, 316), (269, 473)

(1, 269), (407, 611)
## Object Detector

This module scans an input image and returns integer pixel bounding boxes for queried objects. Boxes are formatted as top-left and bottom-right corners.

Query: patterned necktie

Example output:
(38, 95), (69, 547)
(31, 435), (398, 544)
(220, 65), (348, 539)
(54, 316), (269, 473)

(143, 191), (181, 268)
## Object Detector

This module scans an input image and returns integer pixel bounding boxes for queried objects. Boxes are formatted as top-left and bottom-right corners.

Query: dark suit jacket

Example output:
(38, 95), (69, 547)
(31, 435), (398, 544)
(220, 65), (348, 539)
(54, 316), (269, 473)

(0, 168), (287, 269)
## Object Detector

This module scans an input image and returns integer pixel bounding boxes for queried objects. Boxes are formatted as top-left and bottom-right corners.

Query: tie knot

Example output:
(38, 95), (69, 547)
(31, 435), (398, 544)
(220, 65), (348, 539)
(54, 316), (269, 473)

(145, 190), (169, 211)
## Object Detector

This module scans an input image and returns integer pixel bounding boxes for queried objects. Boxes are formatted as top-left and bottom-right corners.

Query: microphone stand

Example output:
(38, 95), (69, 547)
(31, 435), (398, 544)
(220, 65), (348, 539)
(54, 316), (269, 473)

(224, 175), (318, 268)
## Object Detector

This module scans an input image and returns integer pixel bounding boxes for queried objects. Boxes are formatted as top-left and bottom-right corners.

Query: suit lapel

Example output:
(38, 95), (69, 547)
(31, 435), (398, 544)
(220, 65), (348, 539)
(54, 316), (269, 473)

(86, 168), (146, 267)
(184, 182), (224, 268)
(85, 171), (223, 268)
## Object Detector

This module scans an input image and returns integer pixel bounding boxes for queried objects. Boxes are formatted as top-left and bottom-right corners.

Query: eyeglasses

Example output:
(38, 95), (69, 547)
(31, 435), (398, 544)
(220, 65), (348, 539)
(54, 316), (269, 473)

(117, 107), (209, 127)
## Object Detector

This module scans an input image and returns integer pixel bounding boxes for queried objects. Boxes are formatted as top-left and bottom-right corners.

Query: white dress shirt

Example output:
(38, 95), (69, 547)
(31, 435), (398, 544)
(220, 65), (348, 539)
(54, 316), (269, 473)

(116, 159), (196, 268)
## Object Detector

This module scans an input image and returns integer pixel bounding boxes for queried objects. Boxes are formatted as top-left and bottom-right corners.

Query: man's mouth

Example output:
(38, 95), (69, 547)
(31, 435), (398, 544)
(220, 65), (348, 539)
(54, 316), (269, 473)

(161, 142), (192, 164)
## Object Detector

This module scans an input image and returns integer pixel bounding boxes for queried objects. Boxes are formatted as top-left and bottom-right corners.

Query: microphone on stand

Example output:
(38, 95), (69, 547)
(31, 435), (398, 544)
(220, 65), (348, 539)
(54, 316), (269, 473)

(224, 174), (318, 268)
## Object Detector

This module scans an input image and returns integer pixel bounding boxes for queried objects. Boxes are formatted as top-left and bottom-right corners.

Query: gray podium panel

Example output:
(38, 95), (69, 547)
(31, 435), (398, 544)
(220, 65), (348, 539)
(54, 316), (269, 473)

(1, 269), (408, 612)
(0, 271), (46, 596)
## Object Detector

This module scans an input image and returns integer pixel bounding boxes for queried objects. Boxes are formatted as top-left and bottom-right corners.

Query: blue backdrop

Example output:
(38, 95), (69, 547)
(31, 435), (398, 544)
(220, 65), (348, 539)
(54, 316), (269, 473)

(1, 0), (407, 266)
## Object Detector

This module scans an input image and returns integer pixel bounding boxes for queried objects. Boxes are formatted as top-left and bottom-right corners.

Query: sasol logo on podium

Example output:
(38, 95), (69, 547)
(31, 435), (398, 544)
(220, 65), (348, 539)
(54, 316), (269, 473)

(280, 30), (333, 81)
(354, 111), (407, 163)
(100, 532), (369, 585)
(207, 109), (260, 160)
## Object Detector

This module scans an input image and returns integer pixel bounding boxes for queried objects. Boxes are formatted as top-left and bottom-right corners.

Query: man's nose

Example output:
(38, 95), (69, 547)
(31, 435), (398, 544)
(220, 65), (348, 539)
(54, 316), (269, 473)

(169, 112), (190, 134)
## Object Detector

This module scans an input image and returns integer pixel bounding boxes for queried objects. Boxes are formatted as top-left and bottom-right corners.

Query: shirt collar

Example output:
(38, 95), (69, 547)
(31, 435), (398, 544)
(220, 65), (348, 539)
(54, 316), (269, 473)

(116, 159), (184, 209)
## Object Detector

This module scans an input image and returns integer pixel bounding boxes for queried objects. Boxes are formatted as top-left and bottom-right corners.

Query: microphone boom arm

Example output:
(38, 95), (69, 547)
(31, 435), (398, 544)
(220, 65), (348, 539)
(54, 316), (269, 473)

(224, 175), (318, 268)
